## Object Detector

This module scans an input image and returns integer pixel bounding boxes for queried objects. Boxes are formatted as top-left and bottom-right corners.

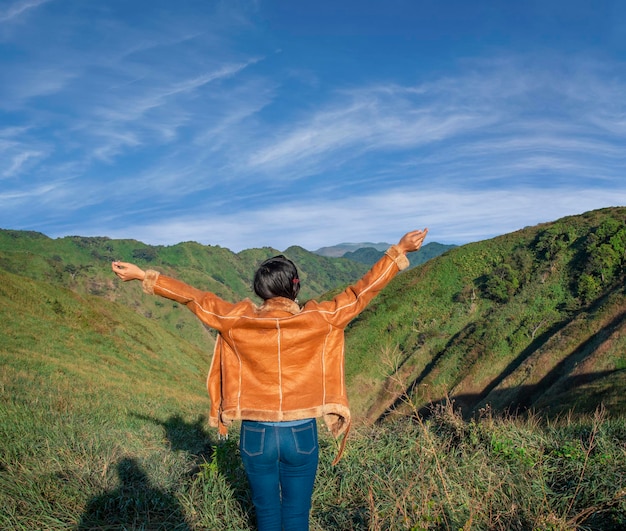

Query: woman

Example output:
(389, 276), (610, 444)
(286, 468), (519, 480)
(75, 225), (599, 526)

(112, 228), (428, 531)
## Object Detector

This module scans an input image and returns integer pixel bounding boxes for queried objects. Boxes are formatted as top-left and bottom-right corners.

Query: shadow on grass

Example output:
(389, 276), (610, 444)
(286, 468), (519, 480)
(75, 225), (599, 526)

(135, 413), (254, 527)
(78, 413), (254, 530)
(77, 457), (191, 530)
(132, 412), (214, 459)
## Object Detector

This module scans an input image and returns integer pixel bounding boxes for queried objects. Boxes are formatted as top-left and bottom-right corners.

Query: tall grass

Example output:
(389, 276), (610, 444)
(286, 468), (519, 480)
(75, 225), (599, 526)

(2, 377), (625, 530)
(312, 403), (626, 531)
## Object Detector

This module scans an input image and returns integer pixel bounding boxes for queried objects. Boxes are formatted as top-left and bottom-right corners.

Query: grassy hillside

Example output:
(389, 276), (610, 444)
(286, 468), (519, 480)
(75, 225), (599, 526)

(344, 207), (626, 424)
(1, 272), (625, 530)
(0, 268), (219, 529)
(1, 211), (626, 529)
(0, 230), (368, 352)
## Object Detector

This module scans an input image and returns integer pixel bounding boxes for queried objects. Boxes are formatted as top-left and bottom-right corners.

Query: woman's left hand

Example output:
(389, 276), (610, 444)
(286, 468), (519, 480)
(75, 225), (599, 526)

(397, 228), (429, 254)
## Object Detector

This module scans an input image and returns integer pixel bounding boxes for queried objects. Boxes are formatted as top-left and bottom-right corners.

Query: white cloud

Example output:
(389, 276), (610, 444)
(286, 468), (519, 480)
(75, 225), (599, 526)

(244, 88), (495, 176)
(0, 181), (58, 204)
(1, 2), (624, 254)
(94, 187), (626, 252)
(2, 150), (44, 177)
(237, 55), (626, 186)
(91, 61), (257, 125)
(0, 67), (75, 109)
(0, 0), (52, 23)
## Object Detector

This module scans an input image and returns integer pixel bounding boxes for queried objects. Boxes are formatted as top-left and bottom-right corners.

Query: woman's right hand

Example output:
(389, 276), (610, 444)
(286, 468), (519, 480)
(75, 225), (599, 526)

(397, 228), (429, 254)
(112, 261), (146, 282)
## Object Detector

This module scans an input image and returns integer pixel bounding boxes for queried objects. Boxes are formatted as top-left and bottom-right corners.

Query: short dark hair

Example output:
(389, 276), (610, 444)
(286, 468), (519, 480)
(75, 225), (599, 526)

(253, 255), (300, 301)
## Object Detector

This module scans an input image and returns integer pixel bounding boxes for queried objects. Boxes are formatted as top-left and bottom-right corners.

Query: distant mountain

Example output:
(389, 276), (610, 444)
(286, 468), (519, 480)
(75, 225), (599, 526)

(314, 241), (456, 269)
(343, 242), (457, 268)
(314, 242), (390, 257)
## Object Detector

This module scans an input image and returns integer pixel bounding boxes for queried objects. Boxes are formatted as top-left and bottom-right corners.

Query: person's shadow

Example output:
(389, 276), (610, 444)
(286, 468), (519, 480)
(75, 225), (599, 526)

(132, 413), (212, 457)
(133, 413), (253, 524)
(78, 414), (253, 529)
(77, 457), (191, 530)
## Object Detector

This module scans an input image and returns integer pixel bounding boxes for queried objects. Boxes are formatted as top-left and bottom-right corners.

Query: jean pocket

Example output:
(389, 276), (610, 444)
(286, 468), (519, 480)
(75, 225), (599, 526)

(292, 423), (317, 455)
(241, 424), (265, 457)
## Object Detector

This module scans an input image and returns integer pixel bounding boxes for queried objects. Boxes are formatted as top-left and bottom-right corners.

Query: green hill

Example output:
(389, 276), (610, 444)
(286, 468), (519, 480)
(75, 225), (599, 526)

(0, 267), (220, 529)
(0, 231), (369, 353)
(343, 206), (626, 424)
(1, 209), (626, 529)
(2, 210), (625, 425)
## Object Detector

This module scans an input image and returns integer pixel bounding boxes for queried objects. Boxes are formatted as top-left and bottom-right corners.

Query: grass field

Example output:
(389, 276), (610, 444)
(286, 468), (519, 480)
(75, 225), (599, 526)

(2, 371), (626, 530)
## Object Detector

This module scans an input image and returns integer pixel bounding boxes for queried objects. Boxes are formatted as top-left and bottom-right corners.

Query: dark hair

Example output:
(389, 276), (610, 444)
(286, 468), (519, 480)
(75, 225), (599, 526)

(253, 255), (300, 301)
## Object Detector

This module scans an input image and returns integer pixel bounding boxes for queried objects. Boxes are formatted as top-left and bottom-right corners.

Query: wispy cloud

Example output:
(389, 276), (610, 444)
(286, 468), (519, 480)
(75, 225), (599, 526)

(95, 186), (626, 252)
(1, 2), (624, 250)
(2, 150), (44, 177)
(245, 86), (493, 175)
(91, 61), (258, 124)
(235, 54), (626, 190)
(5, 51), (626, 241)
(0, 67), (75, 109)
(0, 0), (52, 23)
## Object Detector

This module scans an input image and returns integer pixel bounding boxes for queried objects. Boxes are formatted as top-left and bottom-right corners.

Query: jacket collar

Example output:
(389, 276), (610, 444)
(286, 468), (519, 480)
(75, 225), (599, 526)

(258, 297), (301, 315)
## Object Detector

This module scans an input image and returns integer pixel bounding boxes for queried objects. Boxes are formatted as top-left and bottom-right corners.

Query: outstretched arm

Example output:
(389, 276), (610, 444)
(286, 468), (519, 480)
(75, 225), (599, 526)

(313, 227), (429, 327)
(111, 260), (237, 331)
(111, 261), (146, 282)
(396, 228), (429, 255)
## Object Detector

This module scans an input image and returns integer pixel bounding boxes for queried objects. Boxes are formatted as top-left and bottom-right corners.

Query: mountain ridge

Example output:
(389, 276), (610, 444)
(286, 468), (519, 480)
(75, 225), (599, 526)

(342, 206), (626, 423)
(1, 206), (625, 425)
(314, 242), (391, 257)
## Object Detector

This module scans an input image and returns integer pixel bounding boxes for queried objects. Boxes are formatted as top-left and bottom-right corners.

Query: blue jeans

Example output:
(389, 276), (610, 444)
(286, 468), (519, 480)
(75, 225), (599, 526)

(240, 419), (319, 531)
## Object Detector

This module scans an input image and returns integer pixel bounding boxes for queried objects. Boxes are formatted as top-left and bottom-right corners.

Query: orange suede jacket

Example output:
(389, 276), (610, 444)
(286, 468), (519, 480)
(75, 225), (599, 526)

(142, 245), (409, 446)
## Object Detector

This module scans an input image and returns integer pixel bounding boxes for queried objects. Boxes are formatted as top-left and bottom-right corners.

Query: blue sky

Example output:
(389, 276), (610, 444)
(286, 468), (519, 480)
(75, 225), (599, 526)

(1, 0), (625, 252)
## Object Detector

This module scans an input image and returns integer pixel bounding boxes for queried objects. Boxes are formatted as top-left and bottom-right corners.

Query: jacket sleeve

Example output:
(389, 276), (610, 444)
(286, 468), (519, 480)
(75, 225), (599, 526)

(314, 245), (410, 329)
(142, 270), (237, 332)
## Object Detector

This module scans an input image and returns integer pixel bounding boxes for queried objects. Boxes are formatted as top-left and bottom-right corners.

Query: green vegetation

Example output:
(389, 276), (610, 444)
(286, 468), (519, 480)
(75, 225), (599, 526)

(0, 268), (213, 529)
(344, 207), (626, 424)
(0, 230), (369, 352)
(1, 207), (625, 529)
(343, 242), (456, 268)
(314, 402), (626, 530)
